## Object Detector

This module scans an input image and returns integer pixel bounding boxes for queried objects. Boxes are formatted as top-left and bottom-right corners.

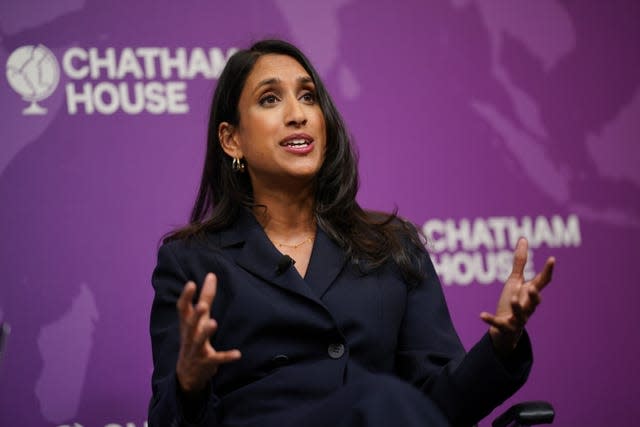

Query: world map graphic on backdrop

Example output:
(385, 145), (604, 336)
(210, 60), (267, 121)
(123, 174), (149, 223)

(459, 0), (640, 229)
(36, 284), (97, 422)
(0, 1), (638, 426)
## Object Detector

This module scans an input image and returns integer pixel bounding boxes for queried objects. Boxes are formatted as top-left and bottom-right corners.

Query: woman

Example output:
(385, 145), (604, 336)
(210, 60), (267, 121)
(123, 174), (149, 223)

(149, 39), (554, 427)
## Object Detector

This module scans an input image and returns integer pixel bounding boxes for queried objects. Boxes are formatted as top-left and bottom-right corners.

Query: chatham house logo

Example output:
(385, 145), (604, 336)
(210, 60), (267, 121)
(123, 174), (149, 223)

(6, 44), (60, 115)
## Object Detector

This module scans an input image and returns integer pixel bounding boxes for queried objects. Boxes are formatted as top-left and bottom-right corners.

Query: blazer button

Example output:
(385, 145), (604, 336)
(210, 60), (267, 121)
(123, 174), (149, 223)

(271, 354), (289, 367)
(327, 343), (345, 359)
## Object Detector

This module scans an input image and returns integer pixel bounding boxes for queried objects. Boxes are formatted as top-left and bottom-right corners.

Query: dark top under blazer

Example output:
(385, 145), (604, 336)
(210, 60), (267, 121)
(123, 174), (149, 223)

(149, 210), (532, 427)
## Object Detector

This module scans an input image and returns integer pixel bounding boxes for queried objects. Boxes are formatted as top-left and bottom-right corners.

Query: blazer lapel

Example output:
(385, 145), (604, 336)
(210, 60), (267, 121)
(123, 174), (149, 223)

(221, 209), (321, 304)
(304, 227), (348, 298)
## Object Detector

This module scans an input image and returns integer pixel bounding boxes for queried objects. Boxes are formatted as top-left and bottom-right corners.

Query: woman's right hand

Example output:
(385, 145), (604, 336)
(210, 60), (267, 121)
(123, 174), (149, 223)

(176, 273), (241, 395)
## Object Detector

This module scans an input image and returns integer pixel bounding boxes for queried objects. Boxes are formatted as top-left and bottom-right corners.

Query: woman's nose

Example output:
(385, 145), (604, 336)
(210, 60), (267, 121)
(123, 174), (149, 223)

(285, 98), (307, 127)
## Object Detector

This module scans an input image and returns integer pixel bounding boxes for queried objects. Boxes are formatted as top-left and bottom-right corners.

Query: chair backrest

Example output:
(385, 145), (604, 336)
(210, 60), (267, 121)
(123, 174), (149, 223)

(491, 401), (555, 427)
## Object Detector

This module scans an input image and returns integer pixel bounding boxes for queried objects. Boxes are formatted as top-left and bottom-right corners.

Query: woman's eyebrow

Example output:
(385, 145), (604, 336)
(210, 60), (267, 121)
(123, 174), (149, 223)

(253, 76), (314, 94)
(254, 77), (280, 93)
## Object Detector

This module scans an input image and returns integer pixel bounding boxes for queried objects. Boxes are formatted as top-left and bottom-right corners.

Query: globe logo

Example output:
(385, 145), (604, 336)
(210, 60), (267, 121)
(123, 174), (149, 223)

(6, 44), (60, 115)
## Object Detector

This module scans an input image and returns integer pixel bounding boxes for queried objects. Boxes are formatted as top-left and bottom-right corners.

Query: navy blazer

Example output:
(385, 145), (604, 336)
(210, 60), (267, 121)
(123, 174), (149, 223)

(149, 210), (532, 427)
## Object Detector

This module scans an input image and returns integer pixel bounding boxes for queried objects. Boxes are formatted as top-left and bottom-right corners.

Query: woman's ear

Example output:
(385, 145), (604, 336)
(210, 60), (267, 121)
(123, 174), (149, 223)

(219, 122), (243, 158)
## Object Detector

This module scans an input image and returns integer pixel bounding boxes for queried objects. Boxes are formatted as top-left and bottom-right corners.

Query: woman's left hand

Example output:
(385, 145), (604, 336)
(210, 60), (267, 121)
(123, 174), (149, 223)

(480, 237), (555, 356)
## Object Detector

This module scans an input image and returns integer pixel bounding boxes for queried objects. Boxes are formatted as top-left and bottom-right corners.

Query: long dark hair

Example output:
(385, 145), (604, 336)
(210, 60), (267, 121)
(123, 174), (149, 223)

(165, 39), (426, 284)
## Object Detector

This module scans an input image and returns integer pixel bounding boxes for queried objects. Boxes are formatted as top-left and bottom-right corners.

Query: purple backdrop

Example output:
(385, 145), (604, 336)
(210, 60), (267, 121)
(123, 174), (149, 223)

(1, 1), (639, 426)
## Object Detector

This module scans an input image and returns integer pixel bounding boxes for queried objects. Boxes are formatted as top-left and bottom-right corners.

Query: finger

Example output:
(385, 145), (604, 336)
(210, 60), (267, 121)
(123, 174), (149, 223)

(199, 273), (218, 307)
(485, 317), (521, 336)
(509, 238), (529, 279)
(530, 256), (555, 292)
(193, 318), (218, 348)
(517, 287), (540, 316)
(481, 314), (510, 332)
(177, 281), (197, 320)
(211, 349), (242, 365)
(186, 300), (213, 344)
(526, 286), (541, 307)
(480, 312), (509, 331)
(187, 274), (218, 348)
(480, 311), (496, 325)
(510, 298), (526, 326)
(204, 350), (243, 376)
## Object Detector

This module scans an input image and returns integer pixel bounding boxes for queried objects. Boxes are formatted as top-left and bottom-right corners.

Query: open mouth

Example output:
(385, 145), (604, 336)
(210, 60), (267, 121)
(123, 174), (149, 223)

(283, 139), (311, 147)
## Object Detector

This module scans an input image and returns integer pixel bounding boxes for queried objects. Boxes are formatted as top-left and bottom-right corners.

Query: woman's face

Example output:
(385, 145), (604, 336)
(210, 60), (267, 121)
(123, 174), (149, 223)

(221, 54), (326, 190)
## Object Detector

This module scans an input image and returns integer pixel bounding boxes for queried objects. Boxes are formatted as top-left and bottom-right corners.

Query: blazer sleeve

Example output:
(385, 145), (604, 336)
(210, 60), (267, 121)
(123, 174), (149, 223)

(395, 252), (532, 427)
(148, 242), (221, 427)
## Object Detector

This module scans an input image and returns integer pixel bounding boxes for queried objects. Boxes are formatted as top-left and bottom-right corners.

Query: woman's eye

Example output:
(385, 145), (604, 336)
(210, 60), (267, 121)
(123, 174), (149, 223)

(259, 94), (279, 106)
(300, 92), (316, 103)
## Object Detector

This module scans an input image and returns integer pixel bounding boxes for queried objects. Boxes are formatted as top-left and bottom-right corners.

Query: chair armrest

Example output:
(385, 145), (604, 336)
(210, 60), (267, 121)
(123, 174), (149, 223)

(491, 401), (555, 427)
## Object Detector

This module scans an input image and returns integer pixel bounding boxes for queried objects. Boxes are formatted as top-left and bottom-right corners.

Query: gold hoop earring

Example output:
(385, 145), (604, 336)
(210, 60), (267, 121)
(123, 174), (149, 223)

(232, 157), (245, 173)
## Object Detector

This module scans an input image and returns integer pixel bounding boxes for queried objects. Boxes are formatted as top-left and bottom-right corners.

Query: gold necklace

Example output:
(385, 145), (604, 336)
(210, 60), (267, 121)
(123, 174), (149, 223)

(273, 235), (314, 249)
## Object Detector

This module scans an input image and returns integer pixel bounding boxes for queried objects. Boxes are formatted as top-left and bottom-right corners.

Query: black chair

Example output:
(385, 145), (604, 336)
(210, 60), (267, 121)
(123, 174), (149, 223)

(491, 401), (555, 427)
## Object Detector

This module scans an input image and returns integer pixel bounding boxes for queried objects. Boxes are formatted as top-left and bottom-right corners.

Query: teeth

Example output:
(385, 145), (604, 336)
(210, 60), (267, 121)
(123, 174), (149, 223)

(286, 139), (309, 146)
